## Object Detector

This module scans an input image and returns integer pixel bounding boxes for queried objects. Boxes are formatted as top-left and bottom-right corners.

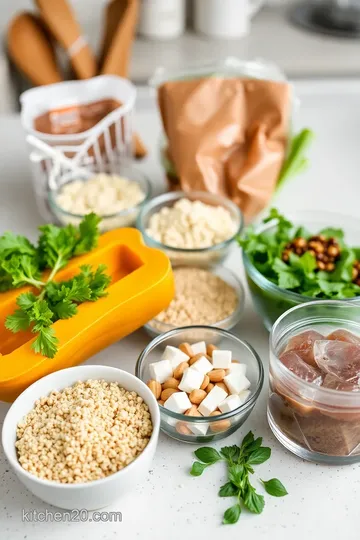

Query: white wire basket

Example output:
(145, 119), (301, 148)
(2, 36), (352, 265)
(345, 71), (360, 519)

(20, 76), (137, 221)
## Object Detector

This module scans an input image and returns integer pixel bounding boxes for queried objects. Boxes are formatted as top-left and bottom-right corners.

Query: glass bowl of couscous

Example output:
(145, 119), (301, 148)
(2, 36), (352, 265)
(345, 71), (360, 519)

(48, 164), (151, 232)
(136, 191), (243, 268)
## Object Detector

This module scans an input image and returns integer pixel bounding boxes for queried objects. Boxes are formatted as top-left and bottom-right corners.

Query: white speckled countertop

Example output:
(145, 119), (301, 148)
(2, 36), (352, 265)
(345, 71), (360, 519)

(1, 80), (360, 540)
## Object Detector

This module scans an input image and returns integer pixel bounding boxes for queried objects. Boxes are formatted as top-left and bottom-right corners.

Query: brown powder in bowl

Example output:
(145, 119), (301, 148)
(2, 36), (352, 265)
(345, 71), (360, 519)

(153, 267), (239, 327)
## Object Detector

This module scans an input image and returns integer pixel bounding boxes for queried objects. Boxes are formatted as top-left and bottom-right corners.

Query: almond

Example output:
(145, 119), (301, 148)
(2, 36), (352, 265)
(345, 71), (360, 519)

(210, 410), (231, 433)
(161, 388), (179, 401)
(205, 383), (214, 393)
(173, 361), (189, 379)
(200, 374), (210, 390)
(206, 343), (218, 356)
(208, 369), (225, 382)
(162, 377), (180, 390)
(189, 353), (205, 366)
(147, 379), (161, 399)
(189, 389), (207, 405)
(185, 405), (201, 417)
(176, 422), (192, 435)
(158, 400), (165, 406)
(179, 342), (194, 357)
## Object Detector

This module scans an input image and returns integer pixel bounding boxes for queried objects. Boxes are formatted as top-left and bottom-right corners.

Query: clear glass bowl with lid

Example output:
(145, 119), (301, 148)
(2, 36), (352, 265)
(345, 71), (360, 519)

(136, 191), (243, 268)
(242, 210), (360, 331)
(268, 300), (360, 464)
(136, 326), (264, 443)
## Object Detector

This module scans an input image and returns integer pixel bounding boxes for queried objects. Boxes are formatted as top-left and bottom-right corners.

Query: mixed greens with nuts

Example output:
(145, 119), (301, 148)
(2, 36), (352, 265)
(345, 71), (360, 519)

(190, 431), (287, 525)
(239, 208), (360, 299)
(0, 213), (110, 358)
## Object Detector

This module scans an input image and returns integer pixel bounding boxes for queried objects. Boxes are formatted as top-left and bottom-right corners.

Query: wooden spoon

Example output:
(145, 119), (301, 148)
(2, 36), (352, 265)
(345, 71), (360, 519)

(7, 12), (62, 86)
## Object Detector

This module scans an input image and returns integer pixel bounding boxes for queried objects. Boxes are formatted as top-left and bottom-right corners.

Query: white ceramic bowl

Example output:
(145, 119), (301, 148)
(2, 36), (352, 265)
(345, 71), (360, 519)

(1, 365), (160, 510)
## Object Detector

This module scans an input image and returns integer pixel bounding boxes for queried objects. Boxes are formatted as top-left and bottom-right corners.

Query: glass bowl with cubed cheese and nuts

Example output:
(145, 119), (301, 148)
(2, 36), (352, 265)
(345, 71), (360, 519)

(136, 326), (264, 443)
(136, 191), (243, 268)
(48, 165), (151, 232)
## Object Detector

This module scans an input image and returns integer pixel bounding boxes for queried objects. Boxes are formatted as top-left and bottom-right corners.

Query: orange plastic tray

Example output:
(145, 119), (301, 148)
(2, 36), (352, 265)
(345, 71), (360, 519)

(0, 228), (174, 402)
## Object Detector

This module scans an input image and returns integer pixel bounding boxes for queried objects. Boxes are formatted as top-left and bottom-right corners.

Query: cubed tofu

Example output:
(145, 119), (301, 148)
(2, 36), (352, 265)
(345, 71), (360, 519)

(149, 360), (173, 384)
(191, 356), (213, 375)
(224, 373), (251, 395)
(198, 386), (228, 416)
(178, 368), (204, 393)
(161, 345), (190, 369)
(190, 341), (207, 355)
(164, 392), (192, 414)
(212, 350), (232, 369)
(218, 394), (242, 413)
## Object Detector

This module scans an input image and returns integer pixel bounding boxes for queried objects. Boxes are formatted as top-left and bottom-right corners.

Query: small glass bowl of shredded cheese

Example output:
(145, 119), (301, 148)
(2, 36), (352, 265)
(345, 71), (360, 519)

(137, 191), (243, 267)
(48, 165), (151, 232)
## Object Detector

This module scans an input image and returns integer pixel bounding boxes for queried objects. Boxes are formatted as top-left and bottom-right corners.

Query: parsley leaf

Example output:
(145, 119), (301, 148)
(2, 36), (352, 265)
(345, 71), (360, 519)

(5, 309), (31, 332)
(32, 327), (59, 359)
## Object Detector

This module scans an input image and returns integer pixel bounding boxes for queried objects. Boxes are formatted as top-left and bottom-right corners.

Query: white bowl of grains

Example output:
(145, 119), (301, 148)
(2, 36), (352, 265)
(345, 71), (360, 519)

(144, 266), (245, 339)
(1, 365), (160, 510)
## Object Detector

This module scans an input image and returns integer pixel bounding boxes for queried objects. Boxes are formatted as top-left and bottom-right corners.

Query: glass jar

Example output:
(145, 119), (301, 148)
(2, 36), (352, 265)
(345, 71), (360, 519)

(268, 300), (360, 464)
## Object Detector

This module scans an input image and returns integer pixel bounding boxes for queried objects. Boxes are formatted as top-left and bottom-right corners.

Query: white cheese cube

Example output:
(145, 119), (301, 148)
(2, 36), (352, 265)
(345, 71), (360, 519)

(191, 356), (213, 375)
(229, 363), (247, 376)
(149, 360), (173, 384)
(224, 373), (251, 395)
(161, 345), (189, 369)
(178, 368), (204, 393)
(218, 394), (242, 413)
(188, 420), (208, 436)
(212, 350), (232, 369)
(238, 389), (251, 404)
(198, 386), (228, 416)
(190, 341), (207, 355)
(164, 392), (192, 414)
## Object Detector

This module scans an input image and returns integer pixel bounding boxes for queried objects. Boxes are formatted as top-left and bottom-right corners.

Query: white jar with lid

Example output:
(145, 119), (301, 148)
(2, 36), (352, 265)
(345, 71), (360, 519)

(138, 0), (186, 40)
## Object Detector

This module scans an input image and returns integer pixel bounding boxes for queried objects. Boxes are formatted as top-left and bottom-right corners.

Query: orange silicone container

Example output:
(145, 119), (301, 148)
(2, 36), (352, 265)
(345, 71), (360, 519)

(0, 228), (174, 402)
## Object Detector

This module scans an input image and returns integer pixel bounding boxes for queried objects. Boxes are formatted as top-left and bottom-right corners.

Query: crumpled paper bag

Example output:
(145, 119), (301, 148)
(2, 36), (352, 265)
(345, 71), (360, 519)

(158, 77), (291, 221)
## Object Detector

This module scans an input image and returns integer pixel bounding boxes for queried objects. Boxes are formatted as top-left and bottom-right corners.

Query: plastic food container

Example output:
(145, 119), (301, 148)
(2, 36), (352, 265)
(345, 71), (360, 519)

(243, 210), (360, 331)
(268, 300), (360, 464)
(48, 164), (151, 232)
(136, 191), (243, 268)
(0, 228), (173, 403)
(144, 266), (245, 338)
(2, 365), (160, 510)
(136, 326), (264, 443)
(20, 76), (136, 221)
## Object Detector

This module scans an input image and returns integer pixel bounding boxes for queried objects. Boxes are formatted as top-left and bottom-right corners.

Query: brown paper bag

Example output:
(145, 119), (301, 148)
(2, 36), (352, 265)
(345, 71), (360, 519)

(158, 77), (291, 222)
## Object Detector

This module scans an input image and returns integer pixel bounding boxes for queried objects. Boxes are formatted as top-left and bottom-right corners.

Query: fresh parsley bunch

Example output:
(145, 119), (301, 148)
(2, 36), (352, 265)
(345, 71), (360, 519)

(239, 208), (360, 299)
(0, 214), (111, 358)
(190, 431), (288, 525)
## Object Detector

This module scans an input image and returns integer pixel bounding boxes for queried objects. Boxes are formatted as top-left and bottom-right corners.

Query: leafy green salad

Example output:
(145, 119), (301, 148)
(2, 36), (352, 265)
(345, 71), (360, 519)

(239, 208), (360, 300)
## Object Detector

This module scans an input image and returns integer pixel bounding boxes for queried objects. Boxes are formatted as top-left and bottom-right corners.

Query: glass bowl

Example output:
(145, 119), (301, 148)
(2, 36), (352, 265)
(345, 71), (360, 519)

(242, 210), (360, 331)
(268, 300), (360, 464)
(135, 326), (264, 443)
(143, 266), (245, 339)
(48, 164), (151, 232)
(136, 191), (243, 268)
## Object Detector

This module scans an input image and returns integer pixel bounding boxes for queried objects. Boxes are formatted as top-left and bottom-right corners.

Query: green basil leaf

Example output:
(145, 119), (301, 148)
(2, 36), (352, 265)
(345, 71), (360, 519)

(228, 464), (244, 488)
(223, 504), (241, 525)
(261, 478), (288, 497)
(244, 489), (265, 514)
(220, 445), (240, 462)
(240, 431), (255, 451)
(190, 461), (208, 476)
(194, 447), (222, 464)
(218, 482), (239, 498)
(247, 447), (271, 465)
